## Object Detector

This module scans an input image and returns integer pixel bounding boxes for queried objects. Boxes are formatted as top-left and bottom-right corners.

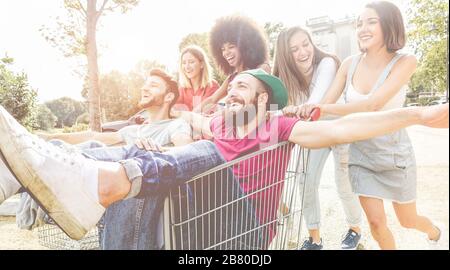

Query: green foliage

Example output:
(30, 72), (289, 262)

(62, 123), (90, 133)
(264, 22), (286, 60)
(179, 32), (210, 53)
(40, 0), (140, 131)
(35, 104), (57, 131)
(40, 0), (140, 59)
(97, 0), (139, 14)
(76, 112), (90, 125)
(100, 70), (135, 121)
(99, 60), (165, 122)
(407, 0), (448, 94)
(0, 56), (38, 130)
(45, 97), (87, 128)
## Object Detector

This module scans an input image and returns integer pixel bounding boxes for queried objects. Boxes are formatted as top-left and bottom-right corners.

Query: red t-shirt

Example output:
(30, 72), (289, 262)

(176, 80), (220, 111)
(210, 115), (300, 244)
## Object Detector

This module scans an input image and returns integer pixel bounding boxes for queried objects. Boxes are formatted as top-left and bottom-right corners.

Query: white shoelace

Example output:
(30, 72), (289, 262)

(27, 135), (85, 167)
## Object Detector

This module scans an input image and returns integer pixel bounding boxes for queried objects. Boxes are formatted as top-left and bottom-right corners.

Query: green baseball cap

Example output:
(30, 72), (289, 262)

(241, 69), (288, 110)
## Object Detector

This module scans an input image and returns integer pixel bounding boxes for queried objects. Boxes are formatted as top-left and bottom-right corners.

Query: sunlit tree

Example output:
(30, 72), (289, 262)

(41, 0), (140, 131)
(407, 0), (448, 96)
(0, 55), (38, 129)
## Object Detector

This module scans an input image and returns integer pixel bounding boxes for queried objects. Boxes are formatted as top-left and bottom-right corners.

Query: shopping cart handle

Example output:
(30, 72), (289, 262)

(308, 107), (321, 121)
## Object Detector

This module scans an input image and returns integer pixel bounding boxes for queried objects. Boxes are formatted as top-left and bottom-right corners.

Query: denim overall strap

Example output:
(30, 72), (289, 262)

(370, 53), (404, 93)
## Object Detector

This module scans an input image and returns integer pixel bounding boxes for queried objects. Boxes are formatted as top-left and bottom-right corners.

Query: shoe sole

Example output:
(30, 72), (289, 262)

(0, 119), (87, 240)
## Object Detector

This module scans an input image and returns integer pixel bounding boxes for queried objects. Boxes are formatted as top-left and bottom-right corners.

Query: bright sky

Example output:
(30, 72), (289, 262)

(0, 0), (407, 102)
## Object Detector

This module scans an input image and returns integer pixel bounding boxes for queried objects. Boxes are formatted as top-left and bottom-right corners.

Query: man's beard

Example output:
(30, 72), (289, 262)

(224, 98), (259, 129)
(138, 97), (163, 109)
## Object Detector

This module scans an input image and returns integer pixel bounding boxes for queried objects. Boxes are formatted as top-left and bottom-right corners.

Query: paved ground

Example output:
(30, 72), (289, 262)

(0, 125), (448, 250)
(317, 125), (449, 250)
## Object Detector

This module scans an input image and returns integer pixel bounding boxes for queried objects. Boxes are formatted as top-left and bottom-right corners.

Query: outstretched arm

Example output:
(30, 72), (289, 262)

(283, 58), (349, 119)
(288, 104), (448, 149)
(320, 55), (417, 116)
(288, 55), (418, 119)
(38, 130), (123, 146)
(320, 57), (351, 105)
(178, 111), (213, 138)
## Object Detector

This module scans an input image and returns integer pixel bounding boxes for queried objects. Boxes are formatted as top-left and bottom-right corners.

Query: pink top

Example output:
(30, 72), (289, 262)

(210, 115), (300, 244)
(176, 80), (220, 111)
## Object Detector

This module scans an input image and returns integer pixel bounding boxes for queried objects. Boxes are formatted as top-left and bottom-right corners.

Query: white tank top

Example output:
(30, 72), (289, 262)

(344, 53), (407, 111)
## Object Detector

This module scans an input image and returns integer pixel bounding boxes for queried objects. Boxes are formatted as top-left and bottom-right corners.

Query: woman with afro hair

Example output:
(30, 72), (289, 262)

(193, 15), (271, 113)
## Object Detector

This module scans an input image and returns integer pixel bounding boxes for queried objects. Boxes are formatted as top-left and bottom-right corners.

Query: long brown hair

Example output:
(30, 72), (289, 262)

(273, 26), (340, 105)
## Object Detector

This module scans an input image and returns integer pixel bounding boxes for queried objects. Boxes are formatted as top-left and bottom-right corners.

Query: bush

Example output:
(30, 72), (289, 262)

(1, 56), (38, 129)
(76, 112), (90, 125)
(45, 97), (87, 128)
(62, 123), (90, 133)
(35, 104), (57, 131)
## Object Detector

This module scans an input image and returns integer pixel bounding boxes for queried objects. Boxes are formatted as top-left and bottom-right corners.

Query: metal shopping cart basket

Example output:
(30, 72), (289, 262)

(36, 219), (100, 250)
(34, 141), (311, 250)
(163, 141), (311, 250)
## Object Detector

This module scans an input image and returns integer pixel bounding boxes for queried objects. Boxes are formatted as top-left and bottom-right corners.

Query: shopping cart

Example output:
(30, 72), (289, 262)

(36, 223), (100, 250)
(37, 109), (320, 250)
(162, 108), (321, 250)
(162, 140), (311, 250)
(35, 141), (310, 250)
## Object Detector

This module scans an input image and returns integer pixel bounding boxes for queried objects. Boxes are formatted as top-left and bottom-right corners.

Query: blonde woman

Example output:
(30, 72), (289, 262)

(176, 45), (219, 111)
(274, 26), (362, 250)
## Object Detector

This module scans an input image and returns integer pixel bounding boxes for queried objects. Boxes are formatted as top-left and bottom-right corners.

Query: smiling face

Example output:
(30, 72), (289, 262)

(221, 42), (242, 70)
(223, 73), (269, 116)
(139, 75), (168, 108)
(181, 52), (203, 81)
(357, 8), (385, 52)
(289, 30), (315, 75)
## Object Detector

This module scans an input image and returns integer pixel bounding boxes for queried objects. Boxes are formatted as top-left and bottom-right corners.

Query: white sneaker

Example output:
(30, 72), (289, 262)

(0, 106), (105, 240)
(0, 150), (21, 204)
(428, 223), (447, 250)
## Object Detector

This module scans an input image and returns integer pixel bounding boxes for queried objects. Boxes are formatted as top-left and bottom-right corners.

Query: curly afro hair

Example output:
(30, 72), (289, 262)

(210, 15), (269, 75)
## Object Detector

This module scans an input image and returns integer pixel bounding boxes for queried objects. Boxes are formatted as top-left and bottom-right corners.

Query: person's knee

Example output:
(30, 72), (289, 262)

(125, 144), (151, 158)
(336, 183), (353, 198)
(398, 216), (417, 229)
(367, 215), (387, 231)
(192, 140), (225, 163)
(194, 139), (215, 149)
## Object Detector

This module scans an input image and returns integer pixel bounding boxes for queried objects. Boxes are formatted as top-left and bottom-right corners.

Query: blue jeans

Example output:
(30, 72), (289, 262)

(92, 140), (264, 250)
(20, 140), (263, 249)
(84, 140), (233, 249)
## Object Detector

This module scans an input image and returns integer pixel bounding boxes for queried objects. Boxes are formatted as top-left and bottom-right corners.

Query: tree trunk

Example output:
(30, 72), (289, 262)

(86, 0), (101, 131)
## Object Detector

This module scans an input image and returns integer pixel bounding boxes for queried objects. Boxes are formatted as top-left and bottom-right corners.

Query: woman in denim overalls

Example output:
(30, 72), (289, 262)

(291, 1), (443, 249)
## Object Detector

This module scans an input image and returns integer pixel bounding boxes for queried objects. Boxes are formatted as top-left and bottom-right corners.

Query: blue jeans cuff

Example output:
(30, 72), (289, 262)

(119, 159), (143, 199)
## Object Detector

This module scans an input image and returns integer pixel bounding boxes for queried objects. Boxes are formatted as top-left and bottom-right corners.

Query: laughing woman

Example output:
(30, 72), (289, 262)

(291, 1), (444, 249)
(193, 15), (271, 113)
(274, 26), (363, 250)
